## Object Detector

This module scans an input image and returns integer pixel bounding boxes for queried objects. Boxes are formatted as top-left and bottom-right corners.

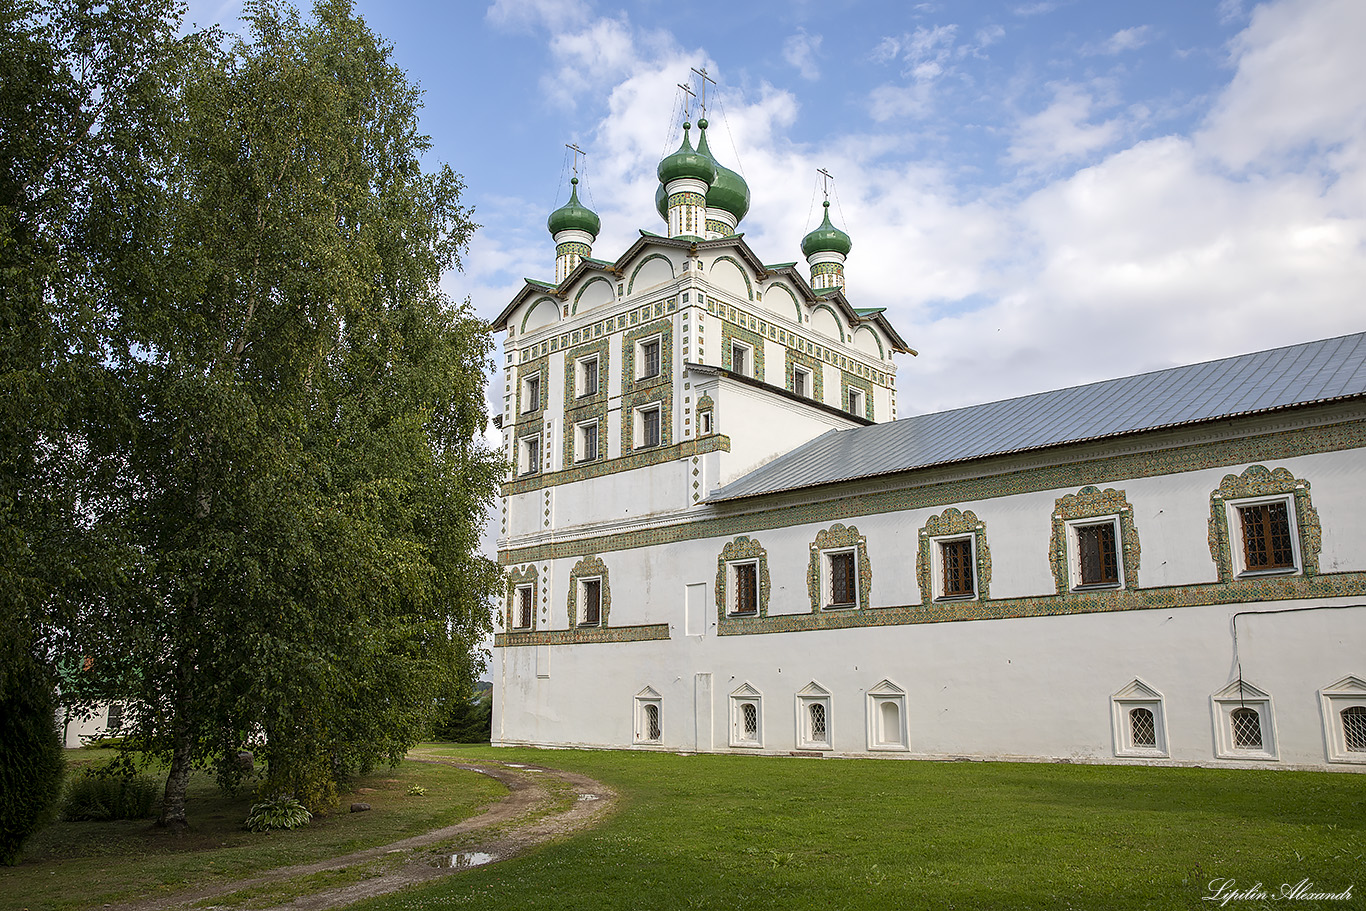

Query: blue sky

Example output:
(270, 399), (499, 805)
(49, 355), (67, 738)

(187, 0), (1365, 416)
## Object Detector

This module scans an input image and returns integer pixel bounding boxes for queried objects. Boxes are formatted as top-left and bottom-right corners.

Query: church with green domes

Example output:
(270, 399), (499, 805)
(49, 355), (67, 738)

(489, 106), (1366, 770)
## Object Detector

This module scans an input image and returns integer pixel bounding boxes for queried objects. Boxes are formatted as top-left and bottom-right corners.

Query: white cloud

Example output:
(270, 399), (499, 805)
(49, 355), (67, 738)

(1007, 83), (1124, 171)
(783, 29), (823, 81)
(485, 0), (590, 32)
(1085, 25), (1153, 55)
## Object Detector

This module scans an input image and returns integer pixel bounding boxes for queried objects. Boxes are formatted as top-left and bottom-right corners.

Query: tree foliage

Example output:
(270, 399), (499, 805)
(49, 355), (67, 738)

(3, 0), (502, 828)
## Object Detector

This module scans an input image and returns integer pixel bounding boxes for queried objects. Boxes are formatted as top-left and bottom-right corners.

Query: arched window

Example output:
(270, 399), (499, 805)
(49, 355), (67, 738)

(1342, 705), (1366, 752)
(1231, 707), (1263, 749)
(645, 704), (661, 741)
(1129, 707), (1156, 748)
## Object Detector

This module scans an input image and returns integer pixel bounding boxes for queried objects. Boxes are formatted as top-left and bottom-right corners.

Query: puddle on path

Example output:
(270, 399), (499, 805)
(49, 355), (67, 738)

(446, 852), (496, 869)
(577, 794), (599, 802)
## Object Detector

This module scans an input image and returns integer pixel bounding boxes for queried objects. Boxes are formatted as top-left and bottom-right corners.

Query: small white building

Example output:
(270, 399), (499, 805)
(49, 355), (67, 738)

(489, 117), (1366, 770)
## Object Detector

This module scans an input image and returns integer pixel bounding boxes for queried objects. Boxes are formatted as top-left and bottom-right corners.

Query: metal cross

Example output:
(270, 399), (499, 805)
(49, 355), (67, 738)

(566, 143), (586, 177)
(690, 66), (716, 117)
(817, 167), (835, 200)
(677, 82), (696, 120)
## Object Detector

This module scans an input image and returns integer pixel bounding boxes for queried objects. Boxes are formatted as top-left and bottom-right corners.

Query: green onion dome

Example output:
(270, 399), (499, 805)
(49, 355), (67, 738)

(801, 201), (852, 257)
(657, 122), (716, 186)
(655, 181), (668, 220)
(547, 178), (600, 237)
(696, 119), (750, 223)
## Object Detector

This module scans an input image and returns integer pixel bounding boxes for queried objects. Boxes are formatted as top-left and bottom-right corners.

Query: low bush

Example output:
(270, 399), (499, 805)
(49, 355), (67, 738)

(244, 795), (312, 832)
(63, 764), (159, 822)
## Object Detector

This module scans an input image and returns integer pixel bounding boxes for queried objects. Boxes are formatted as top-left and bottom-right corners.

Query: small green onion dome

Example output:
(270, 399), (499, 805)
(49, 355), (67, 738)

(801, 201), (852, 257)
(547, 177), (600, 237)
(696, 119), (750, 223)
(657, 122), (716, 186)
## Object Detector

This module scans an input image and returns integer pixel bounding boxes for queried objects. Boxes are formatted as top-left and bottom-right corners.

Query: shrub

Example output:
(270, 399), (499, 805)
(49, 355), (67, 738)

(63, 764), (159, 821)
(245, 795), (312, 832)
(0, 652), (66, 865)
(406, 785), (426, 796)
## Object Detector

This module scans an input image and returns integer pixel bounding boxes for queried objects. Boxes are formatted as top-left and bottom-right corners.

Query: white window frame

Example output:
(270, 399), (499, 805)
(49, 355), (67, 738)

(1066, 516), (1125, 591)
(846, 386), (864, 416)
(518, 434), (540, 476)
(792, 365), (811, 398)
(1110, 678), (1169, 758)
(727, 560), (759, 616)
(729, 683), (763, 748)
(1318, 675), (1366, 764)
(574, 419), (599, 463)
(866, 679), (909, 752)
(634, 687), (663, 745)
(822, 547), (858, 610)
(930, 534), (977, 602)
(577, 576), (603, 627)
(730, 341), (752, 377)
(698, 411), (713, 435)
(636, 336), (662, 380)
(634, 404), (662, 449)
(1211, 680), (1278, 761)
(796, 682), (832, 751)
(576, 355), (599, 398)
(512, 583), (534, 630)
(520, 372), (541, 414)
(1226, 494), (1302, 578)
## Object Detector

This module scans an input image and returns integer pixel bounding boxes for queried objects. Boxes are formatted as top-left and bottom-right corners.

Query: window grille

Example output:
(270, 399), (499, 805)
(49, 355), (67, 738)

(733, 563), (758, 615)
(742, 703), (758, 739)
(1129, 707), (1156, 748)
(1239, 502), (1294, 570)
(645, 704), (661, 741)
(580, 579), (601, 626)
(1343, 706), (1366, 752)
(941, 539), (974, 597)
(642, 409), (660, 448)
(641, 340), (660, 378)
(828, 552), (855, 606)
(517, 586), (533, 629)
(1077, 523), (1119, 585)
(580, 358), (598, 396)
(1231, 707), (1263, 749)
(809, 703), (827, 742)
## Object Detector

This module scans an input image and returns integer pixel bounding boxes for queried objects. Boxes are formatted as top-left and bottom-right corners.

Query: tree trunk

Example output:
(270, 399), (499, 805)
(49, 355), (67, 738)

(158, 715), (194, 829)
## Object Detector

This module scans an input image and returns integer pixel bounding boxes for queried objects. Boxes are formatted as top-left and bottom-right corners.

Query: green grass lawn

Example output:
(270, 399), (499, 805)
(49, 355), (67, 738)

(0, 747), (505, 911)
(358, 746), (1366, 911)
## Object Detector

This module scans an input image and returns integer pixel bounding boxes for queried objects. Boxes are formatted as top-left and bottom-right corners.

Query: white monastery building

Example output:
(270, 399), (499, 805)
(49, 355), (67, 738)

(489, 113), (1366, 771)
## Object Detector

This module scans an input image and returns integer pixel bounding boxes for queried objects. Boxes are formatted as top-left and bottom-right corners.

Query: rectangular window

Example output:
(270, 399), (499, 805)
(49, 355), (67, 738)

(846, 387), (864, 416)
(828, 551), (855, 607)
(521, 374), (540, 413)
(793, 366), (810, 398)
(639, 406), (661, 448)
(1239, 501), (1295, 570)
(520, 435), (540, 475)
(576, 421), (598, 463)
(580, 578), (601, 626)
(1077, 522), (1119, 586)
(639, 338), (661, 379)
(940, 538), (975, 598)
(732, 562), (758, 615)
(731, 343), (749, 376)
(106, 702), (124, 732)
(578, 356), (599, 397)
(514, 585), (533, 629)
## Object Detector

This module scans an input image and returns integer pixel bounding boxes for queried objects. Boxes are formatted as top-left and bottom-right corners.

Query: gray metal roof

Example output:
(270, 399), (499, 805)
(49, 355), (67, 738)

(710, 332), (1366, 503)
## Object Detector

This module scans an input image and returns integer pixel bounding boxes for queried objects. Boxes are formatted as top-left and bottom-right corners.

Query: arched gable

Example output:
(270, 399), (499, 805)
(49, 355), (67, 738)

(852, 325), (884, 358)
(810, 304), (845, 342)
(762, 281), (802, 321)
(627, 253), (676, 295)
(520, 296), (560, 333)
(572, 276), (615, 315)
(708, 255), (754, 300)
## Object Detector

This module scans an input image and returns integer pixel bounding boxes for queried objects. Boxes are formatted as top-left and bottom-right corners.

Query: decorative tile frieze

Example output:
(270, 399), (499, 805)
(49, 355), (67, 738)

(715, 536), (772, 623)
(513, 354), (548, 432)
(562, 337), (609, 467)
(721, 321), (766, 380)
(498, 434), (731, 499)
(622, 318), (674, 394)
(494, 623), (671, 647)
(785, 348), (825, 401)
(1050, 487), (1141, 594)
(917, 508), (992, 604)
(841, 371), (874, 419)
(1208, 465), (1322, 582)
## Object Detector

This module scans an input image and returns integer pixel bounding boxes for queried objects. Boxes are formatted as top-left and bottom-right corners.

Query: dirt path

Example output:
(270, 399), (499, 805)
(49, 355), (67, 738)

(103, 755), (616, 911)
